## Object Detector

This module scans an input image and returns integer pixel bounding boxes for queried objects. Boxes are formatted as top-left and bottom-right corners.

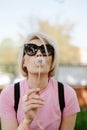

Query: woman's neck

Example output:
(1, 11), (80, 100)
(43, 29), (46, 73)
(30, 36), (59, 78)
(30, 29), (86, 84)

(27, 74), (49, 90)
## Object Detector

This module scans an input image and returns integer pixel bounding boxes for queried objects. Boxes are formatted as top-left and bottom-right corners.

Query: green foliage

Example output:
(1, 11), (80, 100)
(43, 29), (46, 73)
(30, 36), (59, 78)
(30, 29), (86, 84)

(0, 38), (19, 76)
(0, 120), (1, 130)
(0, 38), (19, 64)
(74, 108), (87, 130)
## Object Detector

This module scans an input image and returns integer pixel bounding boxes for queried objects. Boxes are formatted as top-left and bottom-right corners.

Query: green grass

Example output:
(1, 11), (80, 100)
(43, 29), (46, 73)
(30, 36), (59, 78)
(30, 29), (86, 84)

(0, 122), (1, 130)
(75, 107), (87, 130)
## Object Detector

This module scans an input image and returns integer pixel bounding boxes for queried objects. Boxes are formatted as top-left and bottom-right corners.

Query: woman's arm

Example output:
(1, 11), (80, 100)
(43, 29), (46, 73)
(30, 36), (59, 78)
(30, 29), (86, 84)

(59, 114), (76, 130)
(1, 118), (18, 130)
(1, 88), (44, 130)
(1, 118), (31, 130)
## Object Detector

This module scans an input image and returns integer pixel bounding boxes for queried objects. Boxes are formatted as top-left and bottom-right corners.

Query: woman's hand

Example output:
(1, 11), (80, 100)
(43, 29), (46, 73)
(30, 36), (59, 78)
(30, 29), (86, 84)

(22, 88), (44, 125)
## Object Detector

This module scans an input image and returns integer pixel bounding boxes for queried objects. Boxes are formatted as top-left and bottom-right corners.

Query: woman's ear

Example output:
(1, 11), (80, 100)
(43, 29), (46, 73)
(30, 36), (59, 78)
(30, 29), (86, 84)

(22, 57), (26, 68)
(22, 57), (27, 70)
(22, 57), (28, 74)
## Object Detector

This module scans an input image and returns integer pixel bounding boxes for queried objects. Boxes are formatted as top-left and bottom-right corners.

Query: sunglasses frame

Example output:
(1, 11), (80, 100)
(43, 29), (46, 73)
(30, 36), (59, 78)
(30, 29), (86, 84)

(23, 43), (54, 57)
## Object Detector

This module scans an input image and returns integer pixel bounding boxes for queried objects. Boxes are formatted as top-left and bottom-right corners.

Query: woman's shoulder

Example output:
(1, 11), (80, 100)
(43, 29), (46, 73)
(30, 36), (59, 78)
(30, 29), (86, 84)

(63, 83), (76, 97)
(0, 78), (26, 97)
(63, 83), (80, 115)
(0, 83), (14, 97)
(50, 78), (75, 90)
(50, 78), (78, 103)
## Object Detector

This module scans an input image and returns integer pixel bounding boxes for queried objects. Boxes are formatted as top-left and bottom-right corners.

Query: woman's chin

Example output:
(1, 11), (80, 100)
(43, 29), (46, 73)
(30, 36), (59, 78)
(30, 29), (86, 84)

(29, 70), (48, 75)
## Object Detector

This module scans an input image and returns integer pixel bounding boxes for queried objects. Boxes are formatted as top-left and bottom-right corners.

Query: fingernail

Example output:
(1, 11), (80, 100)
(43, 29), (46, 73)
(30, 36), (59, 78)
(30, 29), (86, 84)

(23, 94), (28, 101)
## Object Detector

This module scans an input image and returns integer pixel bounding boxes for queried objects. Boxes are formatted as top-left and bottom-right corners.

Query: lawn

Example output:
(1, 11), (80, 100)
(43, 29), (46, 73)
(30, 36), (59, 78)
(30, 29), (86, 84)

(75, 107), (87, 130)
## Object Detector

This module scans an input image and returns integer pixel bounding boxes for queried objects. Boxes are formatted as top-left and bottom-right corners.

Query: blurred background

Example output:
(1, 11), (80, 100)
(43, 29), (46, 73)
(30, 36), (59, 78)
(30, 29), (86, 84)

(0, 0), (87, 129)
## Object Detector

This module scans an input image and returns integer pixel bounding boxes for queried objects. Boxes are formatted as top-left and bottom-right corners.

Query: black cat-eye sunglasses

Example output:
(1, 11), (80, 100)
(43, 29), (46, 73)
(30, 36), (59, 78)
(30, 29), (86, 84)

(23, 43), (54, 56)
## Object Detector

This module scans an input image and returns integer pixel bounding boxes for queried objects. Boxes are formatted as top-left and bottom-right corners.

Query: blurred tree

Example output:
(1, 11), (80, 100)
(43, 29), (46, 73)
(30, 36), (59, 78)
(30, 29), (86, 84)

(38, 20), (80, 64)
(0, 38), (19, 77)
(0, 38), (18, 63)
(0, 17), (80, 66)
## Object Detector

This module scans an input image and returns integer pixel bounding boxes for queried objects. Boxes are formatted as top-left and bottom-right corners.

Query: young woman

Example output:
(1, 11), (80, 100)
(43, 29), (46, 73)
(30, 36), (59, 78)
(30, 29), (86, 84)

(0, 32), (80, 130)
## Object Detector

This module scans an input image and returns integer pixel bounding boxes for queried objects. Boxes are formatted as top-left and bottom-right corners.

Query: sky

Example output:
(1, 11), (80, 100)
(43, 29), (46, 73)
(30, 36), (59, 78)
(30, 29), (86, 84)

(0, 0), (87, 47)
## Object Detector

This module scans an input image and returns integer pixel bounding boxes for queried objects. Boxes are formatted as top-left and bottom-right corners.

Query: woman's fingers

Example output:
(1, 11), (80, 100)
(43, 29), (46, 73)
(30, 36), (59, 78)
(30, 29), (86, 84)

(22, 89), (44, 112)
(22, 89), (45, 123)
(29, 94), (44, 101)
(24, 98), (44, 106)
(24, 104), (41, 112)
(23, 94), (28, 101)
(23, 94), (44, 108)
(25, 88), (44, 103)
(23, 100), (44, 113)
(27, 88), (40, 97)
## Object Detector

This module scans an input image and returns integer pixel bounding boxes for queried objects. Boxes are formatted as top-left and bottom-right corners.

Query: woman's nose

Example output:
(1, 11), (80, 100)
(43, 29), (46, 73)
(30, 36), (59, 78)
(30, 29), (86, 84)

(36, 50), (43, 57)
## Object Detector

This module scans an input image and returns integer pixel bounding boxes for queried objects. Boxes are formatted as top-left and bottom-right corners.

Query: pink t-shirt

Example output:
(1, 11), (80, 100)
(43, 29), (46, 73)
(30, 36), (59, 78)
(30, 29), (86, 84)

(0, 78), (80, 130)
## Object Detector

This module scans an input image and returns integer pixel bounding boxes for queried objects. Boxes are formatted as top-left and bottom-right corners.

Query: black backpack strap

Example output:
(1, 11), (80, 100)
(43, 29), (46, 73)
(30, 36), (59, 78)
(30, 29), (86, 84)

(14, 82), (20, 113)
(58, 82), (65, 112)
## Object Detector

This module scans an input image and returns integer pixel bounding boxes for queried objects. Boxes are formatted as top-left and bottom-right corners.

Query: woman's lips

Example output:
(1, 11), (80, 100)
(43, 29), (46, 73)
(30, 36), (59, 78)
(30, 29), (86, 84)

(34, 57), (46, 66)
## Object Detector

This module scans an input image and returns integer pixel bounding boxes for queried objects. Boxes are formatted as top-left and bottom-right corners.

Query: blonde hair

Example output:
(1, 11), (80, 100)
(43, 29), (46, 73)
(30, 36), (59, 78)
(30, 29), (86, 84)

(18, 32), (59, 78)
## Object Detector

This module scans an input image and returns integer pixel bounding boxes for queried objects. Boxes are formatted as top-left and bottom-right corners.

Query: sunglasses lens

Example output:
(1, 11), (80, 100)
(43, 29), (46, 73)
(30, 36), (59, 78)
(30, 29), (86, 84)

(46, 44), (54, 56)
(40, 44), (54, 56)
(24, 44), (37, 56)
(40, 45), (46, 56)
(24, 44), (54, 56)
